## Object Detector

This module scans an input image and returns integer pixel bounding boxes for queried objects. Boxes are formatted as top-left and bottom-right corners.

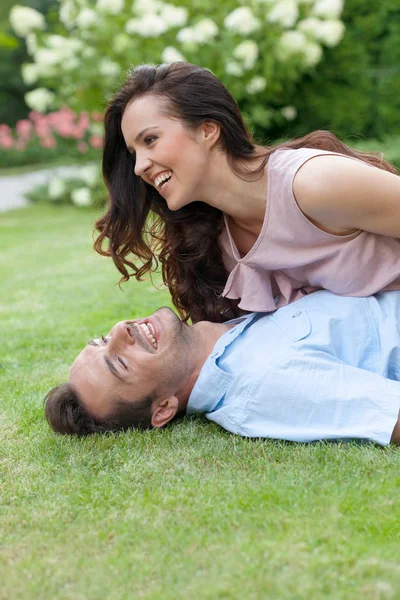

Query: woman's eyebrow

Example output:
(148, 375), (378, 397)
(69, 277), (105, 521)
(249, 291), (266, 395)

(135, 125), (159, 142)
(127, 125), (160, 153)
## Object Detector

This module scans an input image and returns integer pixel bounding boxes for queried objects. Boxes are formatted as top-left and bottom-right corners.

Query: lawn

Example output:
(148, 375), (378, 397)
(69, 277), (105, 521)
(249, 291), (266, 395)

(1, 205), (400, 600)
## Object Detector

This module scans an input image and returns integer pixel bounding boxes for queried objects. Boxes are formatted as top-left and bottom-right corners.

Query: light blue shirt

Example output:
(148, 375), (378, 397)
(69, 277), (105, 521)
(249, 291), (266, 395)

(187, 291), (400, 446)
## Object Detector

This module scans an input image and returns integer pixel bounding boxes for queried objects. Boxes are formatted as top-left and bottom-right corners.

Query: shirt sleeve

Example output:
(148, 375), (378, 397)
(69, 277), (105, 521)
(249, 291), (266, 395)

(234, 352), (400, 446)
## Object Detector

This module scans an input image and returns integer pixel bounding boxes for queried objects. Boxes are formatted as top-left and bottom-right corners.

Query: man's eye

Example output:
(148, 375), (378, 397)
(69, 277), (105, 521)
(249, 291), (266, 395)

(118, 356), (128, 370)
(101, 335), (108, 345)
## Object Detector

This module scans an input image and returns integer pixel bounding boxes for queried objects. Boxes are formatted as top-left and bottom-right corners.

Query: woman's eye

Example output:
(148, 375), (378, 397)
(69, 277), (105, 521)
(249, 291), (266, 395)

(144, 136), (156, 145)
(101, 335), (108, 345)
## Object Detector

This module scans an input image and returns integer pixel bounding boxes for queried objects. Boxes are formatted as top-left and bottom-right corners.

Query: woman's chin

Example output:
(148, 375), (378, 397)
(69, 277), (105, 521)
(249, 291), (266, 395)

(165, 196), (190, 212)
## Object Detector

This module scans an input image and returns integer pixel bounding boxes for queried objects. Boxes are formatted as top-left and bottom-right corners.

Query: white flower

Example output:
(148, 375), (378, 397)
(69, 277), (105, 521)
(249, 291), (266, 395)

(125, 18), (141, 34)
(9, 5), (45, 37)
(132, 0), (163, 15)
(90, 123), (104, 136)
(193, 18), (219, 42)
(34, 48), (59, 68)
(82, 46), (96, 59)
(160, 4), (188, 28)
(224, 7), (261, 36)
(48, 177), (66, 200)
(59, 0), (77, 29)
(176, 27), (196, 44)
(281, 105), (297, 120)
(79, 165), (99, 187)
(225, 60), (244, 77)
(233, 40), (259, 70)
(113, 33), (131, 53)
(277, 30), (307, 59)
(302, 41), (322, 66)
(21, 63), (38, 85)
(177, 19), (218, 45)
(25, 33), (37, 55)
(96, 0), (124, 15)
(25, 88), (55, 112)
(318, 20), (345, 46)
(126, 15), (167, 37)
(297, 17), (323, 38)
(267, 0), (299, 29)
(161, 46), (186, 63)
(246, 76), (267, 94)
(312, 0), (344, 19)
(47, 35), (83, 52)
(99, 58), (121, 78)
(71, 187), (92, 207)
(76, 8), (98, 28)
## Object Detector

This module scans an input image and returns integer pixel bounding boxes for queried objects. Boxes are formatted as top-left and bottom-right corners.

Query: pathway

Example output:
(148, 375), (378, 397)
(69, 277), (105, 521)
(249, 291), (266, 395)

(0, 165), (80, 213)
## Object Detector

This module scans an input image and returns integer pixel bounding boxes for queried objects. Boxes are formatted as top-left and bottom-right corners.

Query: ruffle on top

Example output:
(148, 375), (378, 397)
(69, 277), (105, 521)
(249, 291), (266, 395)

(222, 263), (314, 312)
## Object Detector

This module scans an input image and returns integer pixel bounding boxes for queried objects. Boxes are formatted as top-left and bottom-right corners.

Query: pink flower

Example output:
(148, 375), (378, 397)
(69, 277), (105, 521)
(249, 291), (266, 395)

(35, 123), (51, 138)
(16, 119), (33, 138)
(77, 141), (89, 153)
(0, 137), (14, 149)
(0, 124), (12, 135)
(89, 135), (103, 149)
(40, 136), (57, 148)
(91, 111), (103, 122)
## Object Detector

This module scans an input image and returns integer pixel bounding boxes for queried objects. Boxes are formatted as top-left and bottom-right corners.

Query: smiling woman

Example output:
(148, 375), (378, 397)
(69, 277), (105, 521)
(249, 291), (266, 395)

(94, 61), (400, 324)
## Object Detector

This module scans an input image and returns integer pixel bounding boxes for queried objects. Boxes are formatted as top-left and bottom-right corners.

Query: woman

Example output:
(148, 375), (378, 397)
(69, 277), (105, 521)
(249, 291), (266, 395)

(95, 61), (400, 323)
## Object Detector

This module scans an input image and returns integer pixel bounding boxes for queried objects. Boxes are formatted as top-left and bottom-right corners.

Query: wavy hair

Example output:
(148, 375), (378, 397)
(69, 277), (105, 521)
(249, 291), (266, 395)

(94, 61), (398, 323)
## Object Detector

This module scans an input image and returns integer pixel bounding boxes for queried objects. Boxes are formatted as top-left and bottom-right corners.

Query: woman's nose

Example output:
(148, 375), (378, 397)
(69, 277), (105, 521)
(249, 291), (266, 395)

(134, 154), (152, 177)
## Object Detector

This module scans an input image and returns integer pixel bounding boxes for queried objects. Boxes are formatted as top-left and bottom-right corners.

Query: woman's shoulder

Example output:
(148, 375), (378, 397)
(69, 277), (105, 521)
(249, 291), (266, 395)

(268, 146), (343, 172)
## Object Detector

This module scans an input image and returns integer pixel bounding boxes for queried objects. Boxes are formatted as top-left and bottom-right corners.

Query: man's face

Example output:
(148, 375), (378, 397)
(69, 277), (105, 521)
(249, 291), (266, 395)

(69, 308), (192, 420)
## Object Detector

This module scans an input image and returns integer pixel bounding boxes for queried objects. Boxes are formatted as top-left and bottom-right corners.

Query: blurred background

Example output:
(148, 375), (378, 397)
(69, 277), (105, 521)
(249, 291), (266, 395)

(1, 0), (400, 208)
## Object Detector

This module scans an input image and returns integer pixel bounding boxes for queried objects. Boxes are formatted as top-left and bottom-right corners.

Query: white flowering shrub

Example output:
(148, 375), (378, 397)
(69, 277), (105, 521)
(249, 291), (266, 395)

(9, 0), (346, 130)
(25, 163), (107, 207)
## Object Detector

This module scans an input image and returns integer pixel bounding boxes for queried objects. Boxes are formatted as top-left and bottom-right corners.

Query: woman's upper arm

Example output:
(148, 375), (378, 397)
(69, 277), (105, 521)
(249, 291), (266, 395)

(292, 154), (400, 237)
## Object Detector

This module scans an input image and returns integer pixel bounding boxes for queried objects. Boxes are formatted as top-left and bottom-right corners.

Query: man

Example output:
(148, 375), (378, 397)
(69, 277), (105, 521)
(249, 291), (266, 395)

(45, 290), (400, 446)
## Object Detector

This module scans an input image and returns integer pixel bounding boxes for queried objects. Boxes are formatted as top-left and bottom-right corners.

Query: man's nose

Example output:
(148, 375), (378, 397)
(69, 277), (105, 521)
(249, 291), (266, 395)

(107, 322), (134, 350)
(134, 153), (152, 177)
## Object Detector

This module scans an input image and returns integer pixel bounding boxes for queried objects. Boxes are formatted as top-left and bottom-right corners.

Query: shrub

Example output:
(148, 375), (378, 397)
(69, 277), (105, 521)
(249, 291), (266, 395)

(8, 0), (346, 133)
(0, 106), (102, 167)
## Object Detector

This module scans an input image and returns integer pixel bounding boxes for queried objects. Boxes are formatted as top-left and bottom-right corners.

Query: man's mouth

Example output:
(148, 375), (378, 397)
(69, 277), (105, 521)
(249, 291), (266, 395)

(131, 320), (158, 350)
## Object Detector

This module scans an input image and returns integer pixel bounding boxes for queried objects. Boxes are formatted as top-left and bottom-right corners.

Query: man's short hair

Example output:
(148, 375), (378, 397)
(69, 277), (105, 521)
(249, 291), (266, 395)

(44, 383), (154, 435)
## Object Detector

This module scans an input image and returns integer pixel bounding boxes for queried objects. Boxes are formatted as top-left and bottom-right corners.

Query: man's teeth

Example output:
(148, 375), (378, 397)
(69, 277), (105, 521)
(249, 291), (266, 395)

(140, 322), (158, 349)
(154, 172), (172, 189)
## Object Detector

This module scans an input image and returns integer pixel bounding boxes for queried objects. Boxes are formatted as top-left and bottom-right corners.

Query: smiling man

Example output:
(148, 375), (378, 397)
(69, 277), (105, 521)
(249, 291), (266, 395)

(45, 291), (400, 446)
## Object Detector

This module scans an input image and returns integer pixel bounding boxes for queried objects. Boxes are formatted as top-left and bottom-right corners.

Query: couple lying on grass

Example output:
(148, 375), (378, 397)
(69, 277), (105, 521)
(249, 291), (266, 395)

(45, 289), (400, 447)
(45, 62), (400, 446)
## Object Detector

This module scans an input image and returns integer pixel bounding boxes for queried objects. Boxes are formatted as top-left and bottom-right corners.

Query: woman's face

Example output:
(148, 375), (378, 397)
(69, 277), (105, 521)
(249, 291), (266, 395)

(121, 94), (216, 211)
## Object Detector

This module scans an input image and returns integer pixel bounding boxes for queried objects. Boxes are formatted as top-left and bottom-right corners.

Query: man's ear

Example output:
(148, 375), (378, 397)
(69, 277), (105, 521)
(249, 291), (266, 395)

(151, 396), (179, 429)
(201, 121), (220, 148)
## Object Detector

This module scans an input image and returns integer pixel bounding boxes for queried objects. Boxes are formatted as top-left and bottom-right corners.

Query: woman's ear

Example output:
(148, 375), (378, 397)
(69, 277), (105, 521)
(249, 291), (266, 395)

(201, 121), (220, 148)
(151, 396), (179, 428)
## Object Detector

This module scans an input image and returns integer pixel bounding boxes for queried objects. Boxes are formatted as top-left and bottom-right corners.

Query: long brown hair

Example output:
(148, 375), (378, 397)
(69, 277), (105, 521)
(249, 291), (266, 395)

(94, 61), (397, 323)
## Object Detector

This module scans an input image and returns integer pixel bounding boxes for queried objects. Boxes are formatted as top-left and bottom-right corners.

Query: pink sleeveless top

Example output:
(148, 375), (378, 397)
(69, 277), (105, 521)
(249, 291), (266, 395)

(219, 147), (400, 312)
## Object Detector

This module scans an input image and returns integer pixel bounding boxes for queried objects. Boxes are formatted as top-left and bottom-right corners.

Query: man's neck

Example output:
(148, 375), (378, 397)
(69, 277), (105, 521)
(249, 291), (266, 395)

(176, 321), (234, 409)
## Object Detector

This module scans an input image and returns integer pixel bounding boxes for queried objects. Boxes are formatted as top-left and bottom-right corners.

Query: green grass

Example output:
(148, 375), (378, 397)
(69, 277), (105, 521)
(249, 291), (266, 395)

(1, 205), (400, 600)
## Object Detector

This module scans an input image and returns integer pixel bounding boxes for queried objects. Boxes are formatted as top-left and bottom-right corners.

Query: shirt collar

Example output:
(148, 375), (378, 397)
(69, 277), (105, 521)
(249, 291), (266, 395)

(187, 313), (257, 415)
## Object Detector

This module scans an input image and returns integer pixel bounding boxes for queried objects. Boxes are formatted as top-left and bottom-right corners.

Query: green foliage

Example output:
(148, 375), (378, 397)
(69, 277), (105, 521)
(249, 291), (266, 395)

(0, 0), (56, 125)
(276, 0), (400, 139)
